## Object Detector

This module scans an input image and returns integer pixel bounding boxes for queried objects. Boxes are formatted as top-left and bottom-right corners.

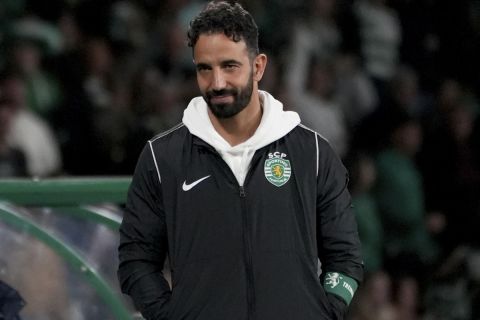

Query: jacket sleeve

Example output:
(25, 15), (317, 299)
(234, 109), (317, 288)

(315, 139), (364, 319)
(118, 143), (171, 320)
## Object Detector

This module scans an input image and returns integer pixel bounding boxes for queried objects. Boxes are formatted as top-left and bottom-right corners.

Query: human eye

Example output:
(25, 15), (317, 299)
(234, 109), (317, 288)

(196, 64), (211, 72)
(223, 63), (239, 72)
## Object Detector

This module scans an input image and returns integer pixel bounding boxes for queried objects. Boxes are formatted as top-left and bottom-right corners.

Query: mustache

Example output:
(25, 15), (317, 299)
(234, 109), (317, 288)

(206, 88), (238, 98)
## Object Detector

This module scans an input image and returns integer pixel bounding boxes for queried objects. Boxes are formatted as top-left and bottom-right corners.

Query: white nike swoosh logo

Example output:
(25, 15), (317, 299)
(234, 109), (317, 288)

(182, 175), (211, 191)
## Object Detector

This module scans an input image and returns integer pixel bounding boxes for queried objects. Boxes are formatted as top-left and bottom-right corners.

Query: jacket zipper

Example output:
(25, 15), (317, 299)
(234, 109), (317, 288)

(208, 148), (257, 319)
(239, 185), (256, 320)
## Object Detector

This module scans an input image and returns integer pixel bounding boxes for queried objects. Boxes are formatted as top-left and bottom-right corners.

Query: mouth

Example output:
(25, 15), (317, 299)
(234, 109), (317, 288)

(209, 95), (234, 104)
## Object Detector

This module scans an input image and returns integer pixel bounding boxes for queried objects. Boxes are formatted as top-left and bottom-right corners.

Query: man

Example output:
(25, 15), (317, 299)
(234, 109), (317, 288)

(118, 2), (363, 319)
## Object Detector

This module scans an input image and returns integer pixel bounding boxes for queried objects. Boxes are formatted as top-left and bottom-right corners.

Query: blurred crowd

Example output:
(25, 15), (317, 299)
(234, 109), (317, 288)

(1, 0), (480, 319)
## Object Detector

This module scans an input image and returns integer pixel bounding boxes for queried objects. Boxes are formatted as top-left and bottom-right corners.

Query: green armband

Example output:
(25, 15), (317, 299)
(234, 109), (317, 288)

(323, 272), (358, 305)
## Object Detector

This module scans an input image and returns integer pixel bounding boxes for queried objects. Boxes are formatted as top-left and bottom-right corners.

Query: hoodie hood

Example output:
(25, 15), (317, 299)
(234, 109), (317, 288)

(183, 90), (300, 185)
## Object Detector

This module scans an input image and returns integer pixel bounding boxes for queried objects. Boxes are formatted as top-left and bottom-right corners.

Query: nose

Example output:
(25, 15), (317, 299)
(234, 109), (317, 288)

(211, 68), (226, 90)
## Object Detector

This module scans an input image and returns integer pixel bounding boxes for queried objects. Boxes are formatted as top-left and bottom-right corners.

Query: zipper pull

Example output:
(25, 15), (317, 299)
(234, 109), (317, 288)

(239, 186), (246, 197)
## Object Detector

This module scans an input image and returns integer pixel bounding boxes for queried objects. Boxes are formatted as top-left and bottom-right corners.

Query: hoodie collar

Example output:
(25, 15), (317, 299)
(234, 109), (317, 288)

(182, 90), (300, 153)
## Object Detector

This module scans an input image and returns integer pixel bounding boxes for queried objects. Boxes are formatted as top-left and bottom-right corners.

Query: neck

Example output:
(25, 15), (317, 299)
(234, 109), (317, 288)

(209, 91), (263, 147)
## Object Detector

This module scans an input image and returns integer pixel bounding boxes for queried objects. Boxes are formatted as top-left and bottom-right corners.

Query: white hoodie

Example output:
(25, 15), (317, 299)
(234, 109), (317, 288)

(182, 90), (300, 186)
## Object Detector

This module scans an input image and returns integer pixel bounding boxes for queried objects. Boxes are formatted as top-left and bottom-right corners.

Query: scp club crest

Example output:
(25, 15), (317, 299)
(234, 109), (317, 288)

(264, 152), (292, 187)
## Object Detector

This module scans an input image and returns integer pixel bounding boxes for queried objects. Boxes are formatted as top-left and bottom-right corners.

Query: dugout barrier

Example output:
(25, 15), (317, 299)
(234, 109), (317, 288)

(0, 177), (141, 319)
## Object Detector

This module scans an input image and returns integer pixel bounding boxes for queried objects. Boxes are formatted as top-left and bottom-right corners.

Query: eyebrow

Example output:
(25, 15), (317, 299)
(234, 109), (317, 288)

(221, 59), (243, 66)
(195, 59), (243, 69)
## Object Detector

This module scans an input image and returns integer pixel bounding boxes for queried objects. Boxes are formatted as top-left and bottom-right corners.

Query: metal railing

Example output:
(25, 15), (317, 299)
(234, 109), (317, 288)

(0, 177), (134, 319)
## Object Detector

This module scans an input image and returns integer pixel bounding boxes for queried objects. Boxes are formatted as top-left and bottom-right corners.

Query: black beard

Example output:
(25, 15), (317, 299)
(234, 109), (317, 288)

(204, 75), (253, 119)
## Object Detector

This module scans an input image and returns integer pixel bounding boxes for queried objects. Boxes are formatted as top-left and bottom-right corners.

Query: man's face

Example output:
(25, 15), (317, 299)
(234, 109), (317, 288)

(193, 33), (255, 119)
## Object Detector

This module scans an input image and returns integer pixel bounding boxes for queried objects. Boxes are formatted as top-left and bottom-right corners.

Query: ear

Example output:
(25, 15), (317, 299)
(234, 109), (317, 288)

(253, 53), (267, 82)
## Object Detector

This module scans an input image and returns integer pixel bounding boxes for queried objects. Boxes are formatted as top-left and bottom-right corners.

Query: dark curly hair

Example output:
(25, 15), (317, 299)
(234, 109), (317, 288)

(187, 1), (259, 58)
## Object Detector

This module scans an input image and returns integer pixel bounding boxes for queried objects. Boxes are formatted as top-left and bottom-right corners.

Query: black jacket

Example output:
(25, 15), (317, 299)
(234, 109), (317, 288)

(118, 123), (363, 320)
